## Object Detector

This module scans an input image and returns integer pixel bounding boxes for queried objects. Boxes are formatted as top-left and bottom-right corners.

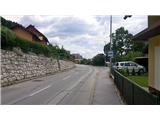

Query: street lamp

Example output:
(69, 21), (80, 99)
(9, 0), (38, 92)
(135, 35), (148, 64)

(109, 15), (112, 67)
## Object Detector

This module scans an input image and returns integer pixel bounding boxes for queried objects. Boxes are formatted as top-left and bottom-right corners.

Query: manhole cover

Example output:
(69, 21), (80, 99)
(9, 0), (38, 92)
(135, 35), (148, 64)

(33, 79), (43, 82)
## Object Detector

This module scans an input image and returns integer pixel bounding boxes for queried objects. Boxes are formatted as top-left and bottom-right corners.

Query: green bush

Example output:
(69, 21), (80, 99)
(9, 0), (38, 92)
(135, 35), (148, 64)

(1, 26), (50, 56)
(131, 68), (136, 76)
(92, 54), (105, 66)
(1, 26), (72, 60)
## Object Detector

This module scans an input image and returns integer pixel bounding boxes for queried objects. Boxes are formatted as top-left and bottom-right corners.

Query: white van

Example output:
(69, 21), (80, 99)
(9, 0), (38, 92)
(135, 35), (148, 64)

(113, 61), (146, 74)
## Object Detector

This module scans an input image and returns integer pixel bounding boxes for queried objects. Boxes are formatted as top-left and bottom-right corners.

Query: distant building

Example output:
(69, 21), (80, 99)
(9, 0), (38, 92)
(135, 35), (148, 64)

(133, 16), (160, 94)
(72, 53), (83, 63)
(11, 24), (49, 45)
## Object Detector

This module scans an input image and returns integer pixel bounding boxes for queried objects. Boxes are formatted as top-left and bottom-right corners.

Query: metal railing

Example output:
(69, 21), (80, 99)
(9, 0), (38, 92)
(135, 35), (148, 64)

(111, 68), (160, 105)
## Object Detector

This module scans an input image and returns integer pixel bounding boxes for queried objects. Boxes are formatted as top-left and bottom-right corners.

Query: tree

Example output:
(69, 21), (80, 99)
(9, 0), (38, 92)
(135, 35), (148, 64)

(1, 16), (20, 29)
(112, 27), (133, 57)
(110, 27), (145, 62)
(124, 51), (143, 61)
(92, 54), (105, 66)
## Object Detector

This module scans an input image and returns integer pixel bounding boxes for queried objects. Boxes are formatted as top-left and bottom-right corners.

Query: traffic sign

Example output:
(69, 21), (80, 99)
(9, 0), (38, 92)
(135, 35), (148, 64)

(108, 51), (113, 58)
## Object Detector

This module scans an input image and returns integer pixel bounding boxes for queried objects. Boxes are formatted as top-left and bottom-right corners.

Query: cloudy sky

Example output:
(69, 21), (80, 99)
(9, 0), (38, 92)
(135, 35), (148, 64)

(3, 15), (147, 58)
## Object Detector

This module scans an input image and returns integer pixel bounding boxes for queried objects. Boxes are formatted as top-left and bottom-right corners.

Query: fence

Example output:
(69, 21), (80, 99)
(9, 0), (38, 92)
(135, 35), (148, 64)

(111, 68), (160, 105)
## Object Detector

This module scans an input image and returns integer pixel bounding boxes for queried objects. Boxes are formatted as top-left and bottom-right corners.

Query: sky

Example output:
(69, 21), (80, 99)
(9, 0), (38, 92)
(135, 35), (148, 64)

(3, 15), (148, 59)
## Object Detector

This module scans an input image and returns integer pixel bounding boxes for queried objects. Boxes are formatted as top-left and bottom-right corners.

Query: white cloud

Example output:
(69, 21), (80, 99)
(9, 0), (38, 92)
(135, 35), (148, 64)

(2, 15), (147, 58)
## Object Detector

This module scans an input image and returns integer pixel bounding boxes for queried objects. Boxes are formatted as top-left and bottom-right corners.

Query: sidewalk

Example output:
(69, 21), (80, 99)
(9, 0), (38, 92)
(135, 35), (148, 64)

(92, 67), (124, 105)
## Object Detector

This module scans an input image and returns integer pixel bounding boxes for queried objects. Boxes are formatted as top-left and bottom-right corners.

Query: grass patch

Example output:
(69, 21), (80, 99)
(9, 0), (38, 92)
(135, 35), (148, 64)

(127, 75), (148, 88)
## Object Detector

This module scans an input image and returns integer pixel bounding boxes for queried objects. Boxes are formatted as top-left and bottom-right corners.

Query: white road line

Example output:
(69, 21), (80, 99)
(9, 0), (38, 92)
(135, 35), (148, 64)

(66, 67), (93, 91)
(62, 75), (71, 80)
(29, 85), (52, 96)
(47, 67), (94, 104)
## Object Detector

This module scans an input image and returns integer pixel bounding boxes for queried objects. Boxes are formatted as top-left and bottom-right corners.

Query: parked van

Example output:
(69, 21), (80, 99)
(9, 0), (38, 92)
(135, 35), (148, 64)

(113, 61), (146, 74)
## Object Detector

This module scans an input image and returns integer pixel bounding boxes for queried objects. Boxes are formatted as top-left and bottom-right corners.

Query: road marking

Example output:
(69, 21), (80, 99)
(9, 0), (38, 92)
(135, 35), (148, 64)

(29, 85), (52, 96)
(89, 70), (98, 105)
(62, 75), (71, 80)
(48, 67), (94, 104)
(66, 67), (93, 91)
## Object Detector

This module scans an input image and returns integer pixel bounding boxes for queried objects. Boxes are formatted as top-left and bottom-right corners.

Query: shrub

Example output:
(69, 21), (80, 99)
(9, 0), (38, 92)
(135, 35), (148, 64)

(126, 68), (130, 76)
(1, 26), (72, 60)
(131, 68), (136, 76)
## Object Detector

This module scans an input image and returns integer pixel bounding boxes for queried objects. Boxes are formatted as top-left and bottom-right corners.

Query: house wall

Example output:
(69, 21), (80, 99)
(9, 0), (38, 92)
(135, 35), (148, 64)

(148, 35), (160, 92)
(26, 26), (47, 45)
(148, 16), (160, 27)
(12, 28), (33, 41)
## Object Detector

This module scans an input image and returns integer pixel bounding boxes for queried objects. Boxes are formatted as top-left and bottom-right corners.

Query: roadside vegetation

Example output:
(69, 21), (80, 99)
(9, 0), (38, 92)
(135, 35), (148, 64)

(104, 27), (147, 62)
(1, 25), (74, 61)
(117, 68), (148, 87)
(79, 53), (105, 66)
(127, 75), (148, 87)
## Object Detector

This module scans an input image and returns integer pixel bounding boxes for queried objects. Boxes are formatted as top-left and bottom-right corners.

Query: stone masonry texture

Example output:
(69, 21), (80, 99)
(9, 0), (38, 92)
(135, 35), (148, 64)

(1, 50), (75, 86)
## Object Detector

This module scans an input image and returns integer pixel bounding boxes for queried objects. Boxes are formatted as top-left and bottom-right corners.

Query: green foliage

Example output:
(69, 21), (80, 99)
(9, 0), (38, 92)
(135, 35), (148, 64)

(131, 68), (136, 76)
(1, 16), (19, 29)
(124, 51), (143, 61)
(92, 54), (105, 66)
(80, 59), (92, 65)
(1, 26), (50, 56)
(126, 68), (129, 76)
(104, 27), (145, 62)
(1, 26), (73, 60)
(117, 69), (129, 76)
(127, 75), (148, 87)
(112, 27), (133, 57)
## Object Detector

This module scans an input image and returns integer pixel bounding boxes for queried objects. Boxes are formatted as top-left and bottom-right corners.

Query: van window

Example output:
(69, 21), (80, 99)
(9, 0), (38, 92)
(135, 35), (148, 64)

(120, 63), (124, 66)
(125, 63), (130, 66)
(130, 63), (136, 66)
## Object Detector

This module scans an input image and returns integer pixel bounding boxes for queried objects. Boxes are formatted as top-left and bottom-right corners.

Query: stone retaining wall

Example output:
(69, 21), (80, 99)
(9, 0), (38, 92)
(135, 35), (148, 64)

(1, 50), (75, 86)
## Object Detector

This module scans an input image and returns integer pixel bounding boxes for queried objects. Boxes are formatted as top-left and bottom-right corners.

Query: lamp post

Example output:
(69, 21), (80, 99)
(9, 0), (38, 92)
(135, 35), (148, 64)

(110, 15), (112, 67)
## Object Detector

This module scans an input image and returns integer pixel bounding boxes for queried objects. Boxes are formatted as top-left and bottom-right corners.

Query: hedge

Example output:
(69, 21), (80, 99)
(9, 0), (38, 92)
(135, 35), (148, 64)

(1, 26), (54, 57)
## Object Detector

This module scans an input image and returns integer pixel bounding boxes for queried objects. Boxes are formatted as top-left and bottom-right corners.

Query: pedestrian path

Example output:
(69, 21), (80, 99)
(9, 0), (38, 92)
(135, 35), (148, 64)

(92, 67), (124, 105)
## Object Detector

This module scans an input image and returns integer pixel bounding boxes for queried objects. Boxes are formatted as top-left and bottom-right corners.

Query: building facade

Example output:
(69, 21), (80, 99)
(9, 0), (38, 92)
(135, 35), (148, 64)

(11, 25), (49, 45)
(133, 16), (160, 94)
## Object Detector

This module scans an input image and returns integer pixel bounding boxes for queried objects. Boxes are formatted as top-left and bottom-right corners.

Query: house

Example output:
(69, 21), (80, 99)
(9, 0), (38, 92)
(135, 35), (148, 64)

(26, 25), (49, 45)
(72, 53), (83, 63)
(133, 16), (160, 94)
(11, 24), (49, 45)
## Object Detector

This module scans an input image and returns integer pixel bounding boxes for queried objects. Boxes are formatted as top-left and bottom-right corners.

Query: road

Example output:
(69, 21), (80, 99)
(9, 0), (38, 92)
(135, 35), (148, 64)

(1, 64), (123, 105)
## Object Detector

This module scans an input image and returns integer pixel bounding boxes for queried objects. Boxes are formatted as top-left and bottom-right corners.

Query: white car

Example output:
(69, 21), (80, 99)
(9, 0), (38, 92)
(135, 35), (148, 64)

(113, 61), (146, 74)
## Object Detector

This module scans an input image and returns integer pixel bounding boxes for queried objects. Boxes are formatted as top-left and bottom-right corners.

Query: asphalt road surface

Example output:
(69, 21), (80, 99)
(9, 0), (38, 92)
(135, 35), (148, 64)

(1, 64), (123, 105)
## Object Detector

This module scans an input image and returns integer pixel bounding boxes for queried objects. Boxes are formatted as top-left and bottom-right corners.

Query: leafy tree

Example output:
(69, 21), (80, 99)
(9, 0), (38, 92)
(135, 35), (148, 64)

(1, 16), (20, 29)
(80, 58), (92, 65)
(124, 51), (143, 61)
(92, 54), (105, 66)
(106, 27), (145, 62)
(131, 41), (146, 52)
(112, 27), (133, 57)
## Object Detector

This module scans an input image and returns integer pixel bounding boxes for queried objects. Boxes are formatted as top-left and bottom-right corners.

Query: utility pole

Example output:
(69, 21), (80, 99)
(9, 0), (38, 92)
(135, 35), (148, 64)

(110, 15), (112, 67)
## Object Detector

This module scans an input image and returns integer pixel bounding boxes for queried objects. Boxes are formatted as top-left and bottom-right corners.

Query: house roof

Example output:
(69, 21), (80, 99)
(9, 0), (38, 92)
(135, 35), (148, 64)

(133, 21), (160, 41)
(26, 25), (49, 43)
(11, 25), (39, 40)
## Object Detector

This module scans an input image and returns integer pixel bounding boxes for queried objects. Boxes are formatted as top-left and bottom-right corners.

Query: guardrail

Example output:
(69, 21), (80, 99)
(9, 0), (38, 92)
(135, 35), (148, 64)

(111, 68), (160, 105)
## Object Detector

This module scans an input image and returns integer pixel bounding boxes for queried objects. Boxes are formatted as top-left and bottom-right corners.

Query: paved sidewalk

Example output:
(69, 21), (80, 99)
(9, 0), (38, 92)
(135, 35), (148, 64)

(92, 67), (124, 105)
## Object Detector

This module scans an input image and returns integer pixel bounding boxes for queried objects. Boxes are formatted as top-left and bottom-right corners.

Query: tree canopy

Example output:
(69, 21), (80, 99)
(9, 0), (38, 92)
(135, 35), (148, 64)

(104, 27), (146, 62)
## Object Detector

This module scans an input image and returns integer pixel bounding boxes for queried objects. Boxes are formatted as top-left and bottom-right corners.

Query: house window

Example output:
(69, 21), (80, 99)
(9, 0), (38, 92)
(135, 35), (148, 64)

(39, 36), (43, 40)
